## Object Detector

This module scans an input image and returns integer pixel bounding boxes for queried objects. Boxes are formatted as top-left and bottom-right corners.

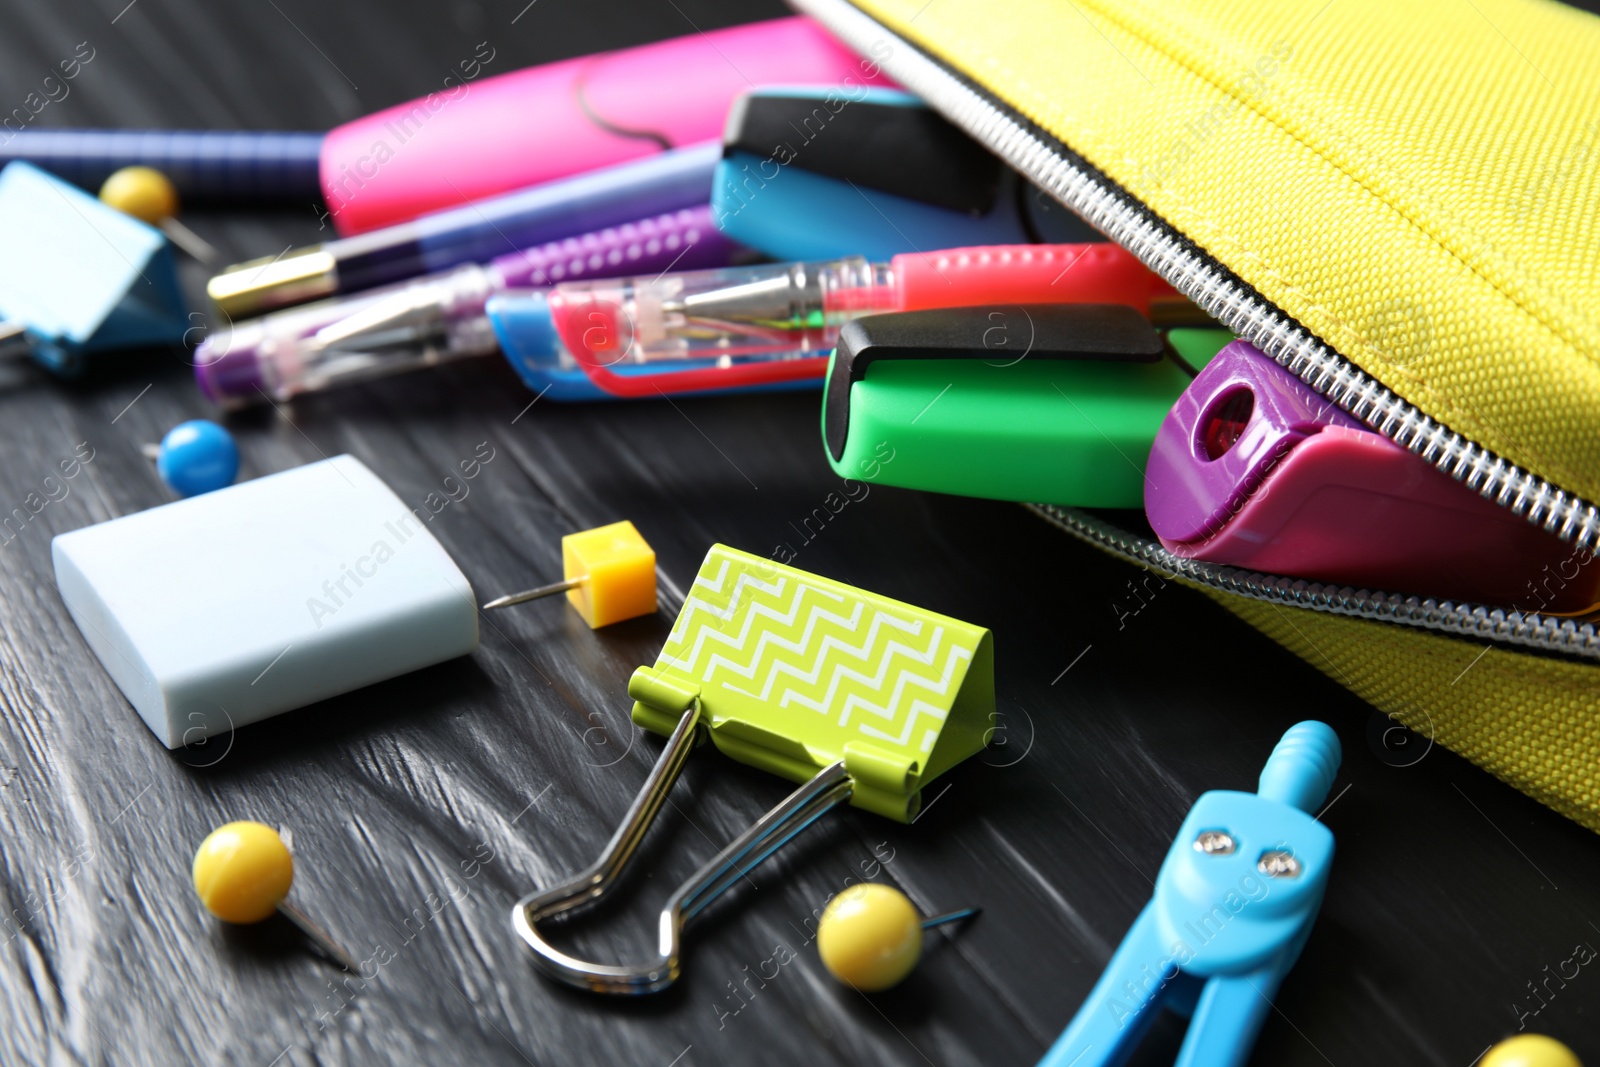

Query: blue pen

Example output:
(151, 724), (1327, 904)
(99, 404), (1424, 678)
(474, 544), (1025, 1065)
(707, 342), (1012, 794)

(0, 129), (324, 202)
(206, 142), (721, 319)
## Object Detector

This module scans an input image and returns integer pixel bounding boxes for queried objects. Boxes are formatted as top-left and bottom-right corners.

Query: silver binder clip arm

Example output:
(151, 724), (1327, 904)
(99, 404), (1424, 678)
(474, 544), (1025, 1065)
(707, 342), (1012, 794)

(511, 703), (854, 994)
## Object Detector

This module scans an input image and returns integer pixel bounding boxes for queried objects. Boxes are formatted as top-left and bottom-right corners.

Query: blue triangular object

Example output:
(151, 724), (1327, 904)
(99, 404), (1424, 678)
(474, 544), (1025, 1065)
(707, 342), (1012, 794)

(0, 162), (189, 374)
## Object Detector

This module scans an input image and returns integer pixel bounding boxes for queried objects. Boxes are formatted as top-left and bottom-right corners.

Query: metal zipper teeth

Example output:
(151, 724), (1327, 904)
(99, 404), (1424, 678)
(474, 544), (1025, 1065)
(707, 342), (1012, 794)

(794, 0), (1600, 657)
(1029, 504), (1600, 661)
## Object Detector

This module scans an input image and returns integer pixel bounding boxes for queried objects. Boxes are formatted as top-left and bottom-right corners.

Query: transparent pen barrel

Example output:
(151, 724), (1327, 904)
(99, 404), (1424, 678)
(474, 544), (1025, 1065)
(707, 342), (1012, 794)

(195, 265), (501, 406)
(543, 257), (893, 370)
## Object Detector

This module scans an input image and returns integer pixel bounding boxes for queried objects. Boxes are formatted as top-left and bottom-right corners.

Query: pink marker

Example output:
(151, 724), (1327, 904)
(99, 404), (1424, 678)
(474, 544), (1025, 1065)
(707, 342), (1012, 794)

(321, 17), (891, 235)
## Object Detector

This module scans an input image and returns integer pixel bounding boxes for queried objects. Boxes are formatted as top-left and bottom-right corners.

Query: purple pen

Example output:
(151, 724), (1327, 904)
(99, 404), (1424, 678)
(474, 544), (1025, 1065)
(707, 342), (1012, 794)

(194, 205), (741, 408)
(205, 143), (720, 319)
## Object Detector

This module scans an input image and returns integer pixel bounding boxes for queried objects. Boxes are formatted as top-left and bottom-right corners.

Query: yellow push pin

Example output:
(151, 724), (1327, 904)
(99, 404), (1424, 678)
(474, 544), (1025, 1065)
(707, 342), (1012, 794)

(816, 883), (978, 992)
(483, 520), (657, 627)
(1482, 1034), (1584, 1067)
(99, 166), (220, 266)
(192, 820), (356, 970)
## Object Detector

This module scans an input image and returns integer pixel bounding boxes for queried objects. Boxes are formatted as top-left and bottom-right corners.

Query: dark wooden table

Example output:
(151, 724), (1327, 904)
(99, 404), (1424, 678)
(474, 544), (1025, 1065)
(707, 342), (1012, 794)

(3, 2), (1599, 1065)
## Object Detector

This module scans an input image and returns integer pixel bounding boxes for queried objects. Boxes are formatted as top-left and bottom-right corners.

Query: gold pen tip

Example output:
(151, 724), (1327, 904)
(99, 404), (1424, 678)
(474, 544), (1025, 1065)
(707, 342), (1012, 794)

(207, 249), (339, 319)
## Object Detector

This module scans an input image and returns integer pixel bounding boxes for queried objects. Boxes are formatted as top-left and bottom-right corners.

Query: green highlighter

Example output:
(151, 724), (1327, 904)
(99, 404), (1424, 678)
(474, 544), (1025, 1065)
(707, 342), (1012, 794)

(822, 304), (1231, 507)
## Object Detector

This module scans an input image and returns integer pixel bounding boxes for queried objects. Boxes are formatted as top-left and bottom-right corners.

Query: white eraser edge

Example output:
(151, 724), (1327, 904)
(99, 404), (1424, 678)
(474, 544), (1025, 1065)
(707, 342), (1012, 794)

(52, 455), (480, 747)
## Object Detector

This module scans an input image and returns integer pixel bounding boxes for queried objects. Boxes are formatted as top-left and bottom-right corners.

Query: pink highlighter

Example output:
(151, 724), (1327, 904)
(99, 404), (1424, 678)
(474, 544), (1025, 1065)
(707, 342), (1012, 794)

(321, 17), (889, 235)
(1144, 341), (1599, 615)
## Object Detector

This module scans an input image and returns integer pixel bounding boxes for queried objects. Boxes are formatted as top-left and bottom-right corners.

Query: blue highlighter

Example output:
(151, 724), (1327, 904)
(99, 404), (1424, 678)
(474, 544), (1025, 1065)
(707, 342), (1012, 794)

(711, 88), (1089, 260)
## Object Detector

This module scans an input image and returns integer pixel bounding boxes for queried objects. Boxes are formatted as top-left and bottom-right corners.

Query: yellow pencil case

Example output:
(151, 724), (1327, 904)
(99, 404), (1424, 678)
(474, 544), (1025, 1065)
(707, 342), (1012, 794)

(792, 0), (1600, 831)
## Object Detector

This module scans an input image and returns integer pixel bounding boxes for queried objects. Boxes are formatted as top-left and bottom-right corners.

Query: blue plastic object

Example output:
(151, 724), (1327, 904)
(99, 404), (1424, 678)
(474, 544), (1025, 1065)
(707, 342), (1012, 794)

(0, 162), (189, 375)
(1038, 721), (1341, 1067)
(157, 421), (239, 498)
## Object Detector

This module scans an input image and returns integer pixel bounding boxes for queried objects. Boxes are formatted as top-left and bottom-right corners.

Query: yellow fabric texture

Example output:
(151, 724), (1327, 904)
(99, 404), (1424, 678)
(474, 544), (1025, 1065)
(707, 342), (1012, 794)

(1211, 590), (1600, 832)
(848, 0), (1600, 828)
(856, 0), (1600, 502)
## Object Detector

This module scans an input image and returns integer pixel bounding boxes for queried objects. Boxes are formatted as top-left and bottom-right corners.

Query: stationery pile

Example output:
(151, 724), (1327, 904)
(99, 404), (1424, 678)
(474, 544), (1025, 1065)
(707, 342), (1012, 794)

(17, 4), (1600, 1062)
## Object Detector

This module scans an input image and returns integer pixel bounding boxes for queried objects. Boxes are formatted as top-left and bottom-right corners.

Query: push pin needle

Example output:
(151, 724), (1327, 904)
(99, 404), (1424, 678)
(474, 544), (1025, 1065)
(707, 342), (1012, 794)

(192, 820), (356, 971)
(481, 576), (579, 611)
(920, 907), (981, 929)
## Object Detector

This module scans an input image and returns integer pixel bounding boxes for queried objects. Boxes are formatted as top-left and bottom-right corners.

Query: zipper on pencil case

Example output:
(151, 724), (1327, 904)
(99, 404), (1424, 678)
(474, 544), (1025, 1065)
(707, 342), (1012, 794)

(793, 0), (1600, 661)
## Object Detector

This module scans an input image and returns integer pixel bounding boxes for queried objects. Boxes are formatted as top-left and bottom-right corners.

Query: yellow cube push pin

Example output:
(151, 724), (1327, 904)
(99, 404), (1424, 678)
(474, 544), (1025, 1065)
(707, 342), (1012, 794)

(816, 883), (978, 992)
(482, 520), (657, 627)
(1482, 1035), (1583, 1067)
(99, 166), (220, 266)
(192, 821), (356, 971)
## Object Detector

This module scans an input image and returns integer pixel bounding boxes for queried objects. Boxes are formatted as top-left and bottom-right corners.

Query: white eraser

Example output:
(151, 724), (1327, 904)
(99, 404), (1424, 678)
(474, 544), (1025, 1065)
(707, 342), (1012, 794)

(53, 455), (479, 747)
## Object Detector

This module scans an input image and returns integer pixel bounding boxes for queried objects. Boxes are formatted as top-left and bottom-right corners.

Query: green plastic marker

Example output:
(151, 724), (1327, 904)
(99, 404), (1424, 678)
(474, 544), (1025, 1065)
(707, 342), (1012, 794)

(822, 304), (1230, 507)
(1167, 328), (1234, 373)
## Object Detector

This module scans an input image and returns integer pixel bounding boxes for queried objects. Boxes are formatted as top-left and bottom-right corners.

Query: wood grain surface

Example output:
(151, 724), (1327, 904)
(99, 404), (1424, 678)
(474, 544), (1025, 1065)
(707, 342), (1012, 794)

(2, 1), (1598, 1065)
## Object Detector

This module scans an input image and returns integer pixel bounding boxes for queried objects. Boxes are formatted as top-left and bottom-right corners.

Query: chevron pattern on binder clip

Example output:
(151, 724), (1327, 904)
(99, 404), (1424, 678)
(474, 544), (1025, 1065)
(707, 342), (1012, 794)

(631, 545), (995, 822)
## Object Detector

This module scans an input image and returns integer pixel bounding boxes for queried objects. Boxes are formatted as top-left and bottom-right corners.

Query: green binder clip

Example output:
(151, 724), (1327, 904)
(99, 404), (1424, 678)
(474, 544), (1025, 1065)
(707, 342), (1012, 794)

(512, 544), (994, 994)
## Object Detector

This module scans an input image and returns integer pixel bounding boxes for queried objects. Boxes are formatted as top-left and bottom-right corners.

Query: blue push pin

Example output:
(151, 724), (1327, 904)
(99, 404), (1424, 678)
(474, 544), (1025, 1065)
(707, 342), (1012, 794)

(152, 420), (239, 497)
(1038, 721), (1341, 1067)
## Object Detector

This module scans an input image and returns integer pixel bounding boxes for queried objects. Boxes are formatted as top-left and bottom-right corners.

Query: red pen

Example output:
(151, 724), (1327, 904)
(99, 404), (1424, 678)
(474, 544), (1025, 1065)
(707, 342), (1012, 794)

(491, 244), (1197, 397)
